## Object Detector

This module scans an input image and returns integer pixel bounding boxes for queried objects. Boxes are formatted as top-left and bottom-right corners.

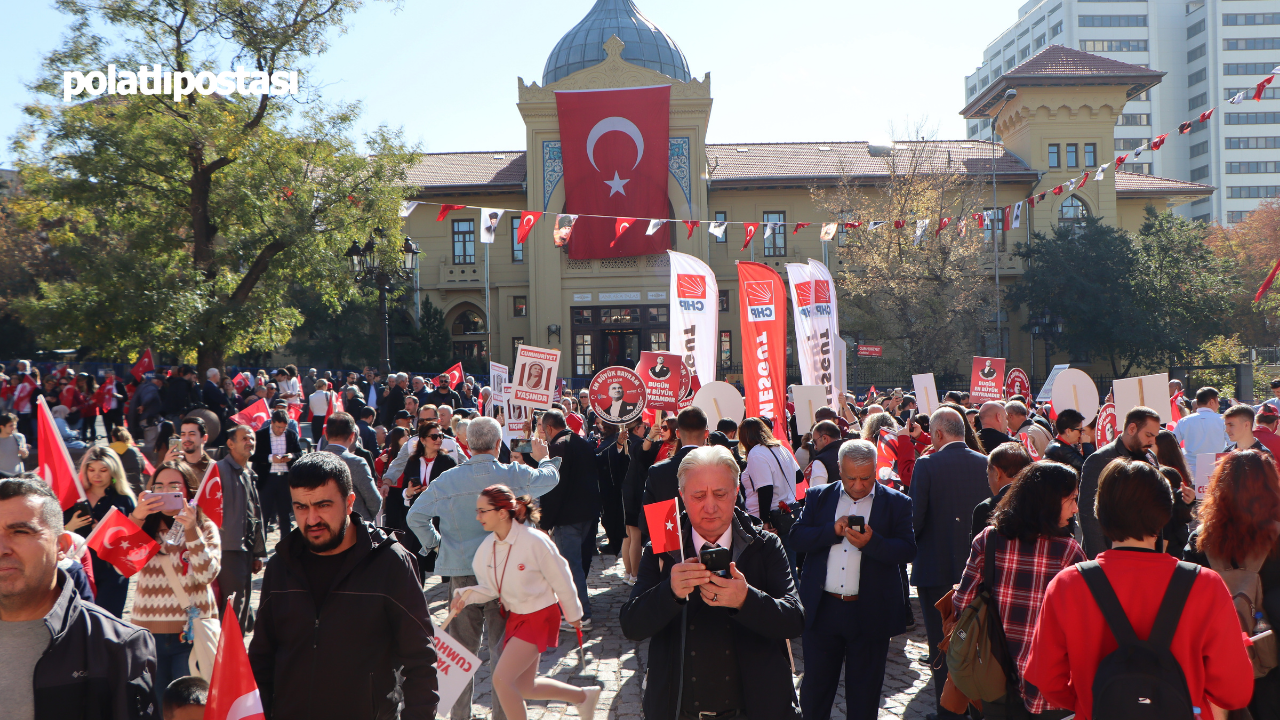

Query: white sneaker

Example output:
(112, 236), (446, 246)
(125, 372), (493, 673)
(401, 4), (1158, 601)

(624, 573), (636, 585)
(575, 685), (601, 719)
(560, 618), (592, 633)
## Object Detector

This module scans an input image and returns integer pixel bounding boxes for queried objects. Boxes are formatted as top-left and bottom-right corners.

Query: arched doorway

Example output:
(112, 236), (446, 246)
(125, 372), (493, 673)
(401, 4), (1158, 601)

(445, 303), (488, 368)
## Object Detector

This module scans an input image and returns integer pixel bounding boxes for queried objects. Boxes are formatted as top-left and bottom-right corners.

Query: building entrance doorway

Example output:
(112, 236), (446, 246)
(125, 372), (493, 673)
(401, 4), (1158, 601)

(602, 330), (640, 368)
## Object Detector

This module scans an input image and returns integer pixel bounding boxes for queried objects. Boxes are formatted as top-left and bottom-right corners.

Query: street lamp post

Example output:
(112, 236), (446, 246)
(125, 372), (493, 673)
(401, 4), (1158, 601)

(344, 230), (420, 376)
(991, 88), (1017, 357)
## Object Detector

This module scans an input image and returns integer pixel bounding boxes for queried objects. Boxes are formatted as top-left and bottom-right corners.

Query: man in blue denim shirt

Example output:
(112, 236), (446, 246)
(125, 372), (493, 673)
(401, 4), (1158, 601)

(405, 416), (560, 720)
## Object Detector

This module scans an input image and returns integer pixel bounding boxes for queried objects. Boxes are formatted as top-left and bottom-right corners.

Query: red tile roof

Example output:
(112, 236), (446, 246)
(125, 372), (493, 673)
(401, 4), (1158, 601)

(1113, 170), (1214, 196)
(1006, 45), (1164, 79)
(705, 141), (1036, 186)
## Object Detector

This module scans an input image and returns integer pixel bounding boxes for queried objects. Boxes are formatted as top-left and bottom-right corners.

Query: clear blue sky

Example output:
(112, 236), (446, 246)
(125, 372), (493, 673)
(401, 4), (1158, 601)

(0, 0), (1022, 166)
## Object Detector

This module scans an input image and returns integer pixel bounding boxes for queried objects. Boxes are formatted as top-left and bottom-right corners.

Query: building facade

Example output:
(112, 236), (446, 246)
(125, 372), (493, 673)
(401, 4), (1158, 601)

(964, 0), (1279, 226)
(403, 0), (1210, 388)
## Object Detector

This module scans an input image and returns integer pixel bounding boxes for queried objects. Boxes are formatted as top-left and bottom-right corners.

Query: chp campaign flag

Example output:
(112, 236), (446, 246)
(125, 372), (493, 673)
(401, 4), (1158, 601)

(970, 357), (1007, 404)
(36, 395), (87, 510)
(205, 598), (265, 720)
(786, 261), (839, 409)
(82, 506), (160, 577)
(512, 345), (561, 410)
(431, 622), (483, 710)
(737, 261), (789, 447)
(230, 398), (271, 431)
(554, 85), (671, 259)
(669, 251), (719, 388)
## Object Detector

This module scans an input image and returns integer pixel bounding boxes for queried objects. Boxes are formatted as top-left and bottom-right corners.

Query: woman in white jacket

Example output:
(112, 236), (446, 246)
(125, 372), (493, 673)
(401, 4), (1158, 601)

(451, 484), (602, 720)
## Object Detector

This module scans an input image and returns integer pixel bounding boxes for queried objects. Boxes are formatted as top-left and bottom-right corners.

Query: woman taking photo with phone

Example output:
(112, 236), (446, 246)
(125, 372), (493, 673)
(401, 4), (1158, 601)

(126, 460), (221, 704)
(63, 446), (136, 617)
(451, 484), (601, 720)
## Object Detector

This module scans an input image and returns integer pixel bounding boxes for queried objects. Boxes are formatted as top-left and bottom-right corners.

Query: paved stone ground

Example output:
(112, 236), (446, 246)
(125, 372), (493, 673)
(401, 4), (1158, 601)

(125, 526), (938, 719)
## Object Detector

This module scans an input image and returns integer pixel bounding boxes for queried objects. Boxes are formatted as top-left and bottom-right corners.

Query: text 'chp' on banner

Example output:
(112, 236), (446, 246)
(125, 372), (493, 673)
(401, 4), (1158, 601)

(737, 261), (789, 447)
(669, 250), (719, 387)
(786, 259), (839, 409)
(554, 85), (671, 260)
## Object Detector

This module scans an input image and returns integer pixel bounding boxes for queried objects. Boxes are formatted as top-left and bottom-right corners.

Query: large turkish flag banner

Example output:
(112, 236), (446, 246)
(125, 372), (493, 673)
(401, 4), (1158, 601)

(555, 85), (671, 260)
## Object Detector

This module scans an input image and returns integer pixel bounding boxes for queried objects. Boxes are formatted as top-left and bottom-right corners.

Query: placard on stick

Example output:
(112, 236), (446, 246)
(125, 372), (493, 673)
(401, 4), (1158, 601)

(969, 357), (1006, 404)
(1194, 453), (1230, 500)
(1113, 373), (1173, 424)
(431, 622), (482, 710)
(511, 345), (561, 410)
(1037, 364), (1071, 402)
(1050, 368), (1100, 424)
(791, 385), (828, 435)
(912, 374), (940, 416)
(692, 381), (745, 424)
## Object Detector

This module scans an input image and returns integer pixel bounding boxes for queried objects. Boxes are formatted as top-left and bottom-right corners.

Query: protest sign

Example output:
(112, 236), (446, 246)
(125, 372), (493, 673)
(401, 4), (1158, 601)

(489, 362), (508, 403)
(1050, 368), (1100, 424)
(503, 385), (529, 442)
(692, 381), (745, 423)
(511, 345), (561, 409)
(431, 622), (482, 710)
(833, 337), (848, 397)
(635, 351), (690, 412)
(1096, 402), (1118, 444)
(1005, 367), (1031, 399)
(792, 385), (828, 434)
(1113, 372), (1173, 424)
(969, 357), (1006, 404)
(1194, 453), (1230, 500)
(1037, 364), (1070, 402)
(912, 374), (940, 415)
(588, 367), (647, 425)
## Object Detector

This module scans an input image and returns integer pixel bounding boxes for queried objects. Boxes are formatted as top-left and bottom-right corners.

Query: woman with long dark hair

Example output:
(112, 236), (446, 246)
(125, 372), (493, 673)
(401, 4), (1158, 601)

(1185, 450), (1280, 719)
(739, 416), (801, 574)
(1153, 429), (1196, 557)
(126, 461), (221, 702)
(452, 484), (600, 720)
(953, 461), (1085, 719)
(620, 418), (661, 581)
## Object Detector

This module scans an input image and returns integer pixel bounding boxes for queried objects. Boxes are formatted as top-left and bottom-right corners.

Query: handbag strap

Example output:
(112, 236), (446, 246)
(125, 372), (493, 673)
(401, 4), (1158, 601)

(766, 445), (796, 498)
(982, 533), (1022, 686)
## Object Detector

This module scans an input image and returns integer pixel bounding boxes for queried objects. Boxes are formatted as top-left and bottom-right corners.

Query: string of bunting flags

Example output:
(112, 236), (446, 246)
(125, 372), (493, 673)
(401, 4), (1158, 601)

(416, 66), (1279, 249)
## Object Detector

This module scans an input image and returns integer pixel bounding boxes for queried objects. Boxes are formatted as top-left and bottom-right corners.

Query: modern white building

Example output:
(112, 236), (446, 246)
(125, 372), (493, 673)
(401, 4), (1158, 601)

(965, 0), (1278, 224)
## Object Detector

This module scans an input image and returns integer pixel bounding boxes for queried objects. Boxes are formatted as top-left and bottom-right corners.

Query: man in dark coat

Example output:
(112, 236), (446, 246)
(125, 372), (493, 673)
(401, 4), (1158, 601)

(976, 400), (1015, 454)
(1043, 408), (1087, 474)
(642, 406), (709, 506)
(249, 452), (438, 720)
(251, 409), (302, 533)
(909, 408), (992, 720)
(1079, 405), (1162, 558)
(791, 439), (916, 720)
(621, 445), (805, 720)
(539, 409), (602, 625)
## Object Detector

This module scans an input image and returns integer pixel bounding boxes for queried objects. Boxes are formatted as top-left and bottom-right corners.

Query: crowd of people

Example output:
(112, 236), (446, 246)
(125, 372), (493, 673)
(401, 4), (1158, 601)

(1, 359), (1278, 720)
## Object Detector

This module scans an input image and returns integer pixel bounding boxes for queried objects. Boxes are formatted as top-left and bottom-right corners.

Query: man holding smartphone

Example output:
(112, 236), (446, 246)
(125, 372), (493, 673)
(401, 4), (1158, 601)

(790, 439), (916, 720)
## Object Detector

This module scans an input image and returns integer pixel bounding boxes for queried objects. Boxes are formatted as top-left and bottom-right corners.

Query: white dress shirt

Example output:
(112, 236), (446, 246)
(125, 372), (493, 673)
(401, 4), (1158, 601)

(692, 525), (733, 554)
(824, 482), (877, 596)
(268, 429), (288, 474)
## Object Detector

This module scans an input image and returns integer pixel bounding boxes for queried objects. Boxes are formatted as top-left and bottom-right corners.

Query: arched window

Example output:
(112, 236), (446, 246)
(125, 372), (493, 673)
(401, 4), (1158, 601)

(1059, 195), (1089, 231)
(451, 310), (486, 335)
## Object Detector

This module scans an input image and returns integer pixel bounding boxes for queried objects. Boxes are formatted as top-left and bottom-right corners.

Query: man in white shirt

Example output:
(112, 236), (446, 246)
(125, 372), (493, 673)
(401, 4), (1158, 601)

(1175, 386), (1228, 477)
(308, 379), (332, 443)
(790, 439), (916, 720)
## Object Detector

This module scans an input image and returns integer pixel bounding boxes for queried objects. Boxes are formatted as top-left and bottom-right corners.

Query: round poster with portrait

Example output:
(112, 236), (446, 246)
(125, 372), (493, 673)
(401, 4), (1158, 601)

(588, 366), (647, 425)
(1005, 367), (1032, 399)
(1096, 402), (1118, 445)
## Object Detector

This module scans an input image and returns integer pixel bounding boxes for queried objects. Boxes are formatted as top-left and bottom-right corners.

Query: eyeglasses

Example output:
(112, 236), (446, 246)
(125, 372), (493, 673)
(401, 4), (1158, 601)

(427, 434), (443, 440)
(476, 507), (499, 516)
(1068, 427), (1083, 433)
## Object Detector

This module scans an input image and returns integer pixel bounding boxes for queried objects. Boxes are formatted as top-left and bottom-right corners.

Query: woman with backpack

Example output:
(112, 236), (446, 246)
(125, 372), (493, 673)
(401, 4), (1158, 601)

(951, 461), (1085, 719)
(1184, 449), (1280, 720)
(1025, 457), (1253, 720)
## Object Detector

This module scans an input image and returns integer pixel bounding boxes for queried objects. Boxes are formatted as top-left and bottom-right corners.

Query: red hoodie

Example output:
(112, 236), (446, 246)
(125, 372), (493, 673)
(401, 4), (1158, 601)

(1025, 548), (1253, 719)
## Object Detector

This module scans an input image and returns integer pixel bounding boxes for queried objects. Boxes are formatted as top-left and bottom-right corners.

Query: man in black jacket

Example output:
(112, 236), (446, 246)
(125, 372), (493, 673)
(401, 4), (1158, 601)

(977, 400), (1015, 454)
(642, 406), (709, 507)
(251, 410), (302, 533)
(423, 376), (461, 412)
(539, 409), (602, 626)
(1043, 408), (1087, 474)
(249, 453), (438, 720)
(1079, 405), (1162, 558)
(0, 475), (157, 720)
(621, 445), (804, 720)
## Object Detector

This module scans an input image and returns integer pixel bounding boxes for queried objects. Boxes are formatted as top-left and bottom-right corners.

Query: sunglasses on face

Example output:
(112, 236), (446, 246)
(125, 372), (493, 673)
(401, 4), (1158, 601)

(427, 434), (443, 440)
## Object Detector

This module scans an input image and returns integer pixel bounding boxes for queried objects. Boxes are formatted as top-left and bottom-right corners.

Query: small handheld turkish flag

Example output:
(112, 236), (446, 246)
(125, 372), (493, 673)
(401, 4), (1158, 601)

(644, 497), (682, 556)
(516, 211), (542, 244)
(36, 395), (87, 510)
(232, 372), (249, 393)
(130, 349), (154, 383)
(82, 507), (159, 577)
(286, 404), (303, 422)
(205, 598), (265, 720)
(230, 398), (272, 431)
(195, 463), (224, 528)
(876, 428), (900, 483)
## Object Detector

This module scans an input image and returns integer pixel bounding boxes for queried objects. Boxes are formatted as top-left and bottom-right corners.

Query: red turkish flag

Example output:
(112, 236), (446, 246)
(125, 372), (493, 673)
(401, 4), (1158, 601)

(1256, 257), (1280, 302)
(740, 222), (760, 251)
(286, 404), (303, 422)
(972, 213), (985, 229)
(893, 220), (905, 229)
(1052, 185), (1064, 195)
(643, 497), (682, 556)
(683, 220), (700, 239)
(516, 211), (542, 244)
(194, 462), (224, 528)
(1002, 206), (1012, 231)
(232, 372), (249, 393)
(1199, 108), (1215, 123)
(1078, 171), (1090, 189)
(130, 348), (154, 382)
(1152, 133), (1170, 150)
(876, 428), (899, 483)
(82, 507), (159, 577)
(441, 362), (465, 390)
(230, 398), (272, 431)
(554, 86), (671, 259)
(1115, 154), (1129, 167)
(1256, 75), (1275, 101)
(792, 222), (811, 235)
(435, 204), (467, 222)
(36, 395), (86, 510)
(205, 598), (265, 720)
(613, 217), (638, 246)
(935, 217), (950, 236)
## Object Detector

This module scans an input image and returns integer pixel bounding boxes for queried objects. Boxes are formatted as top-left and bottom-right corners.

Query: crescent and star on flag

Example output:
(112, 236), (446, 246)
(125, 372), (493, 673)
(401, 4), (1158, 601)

(587, 116), (644, 197)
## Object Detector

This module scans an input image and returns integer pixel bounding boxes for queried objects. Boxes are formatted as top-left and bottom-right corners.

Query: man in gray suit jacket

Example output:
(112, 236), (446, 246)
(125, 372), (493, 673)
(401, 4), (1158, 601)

(321, 412), (382, 522)
(908, 408), (991, 720)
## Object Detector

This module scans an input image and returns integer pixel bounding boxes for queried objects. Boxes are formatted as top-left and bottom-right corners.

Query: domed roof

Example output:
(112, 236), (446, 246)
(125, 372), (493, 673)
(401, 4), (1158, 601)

(543, 0), (691, 85)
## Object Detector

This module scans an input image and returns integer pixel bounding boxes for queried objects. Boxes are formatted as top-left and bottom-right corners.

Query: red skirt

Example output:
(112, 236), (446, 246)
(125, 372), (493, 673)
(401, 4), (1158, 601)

(502, 602), (562, 652)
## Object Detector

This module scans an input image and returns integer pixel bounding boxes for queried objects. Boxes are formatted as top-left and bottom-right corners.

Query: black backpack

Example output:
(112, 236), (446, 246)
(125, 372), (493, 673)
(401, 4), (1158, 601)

(1078, 559), (1199, 720)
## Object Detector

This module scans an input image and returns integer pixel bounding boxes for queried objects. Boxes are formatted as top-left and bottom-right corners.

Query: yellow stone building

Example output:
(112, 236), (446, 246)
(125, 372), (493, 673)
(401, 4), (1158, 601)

(403, 1), (1212, 388)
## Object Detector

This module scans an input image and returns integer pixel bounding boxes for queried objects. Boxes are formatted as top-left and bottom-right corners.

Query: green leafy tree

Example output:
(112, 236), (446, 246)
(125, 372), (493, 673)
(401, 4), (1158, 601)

(391, 295), (452, 372)
(9, 0), (416, 373)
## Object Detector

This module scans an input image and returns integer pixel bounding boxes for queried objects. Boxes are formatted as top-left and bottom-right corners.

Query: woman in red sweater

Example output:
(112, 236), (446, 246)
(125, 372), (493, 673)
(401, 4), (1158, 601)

(1025, 457), (1253, 719)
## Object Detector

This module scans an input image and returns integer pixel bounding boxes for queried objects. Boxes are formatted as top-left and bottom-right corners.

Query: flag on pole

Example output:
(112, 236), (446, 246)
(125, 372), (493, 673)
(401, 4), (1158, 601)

(441, 363), (465, 390)
(740, 222), (760, 251)
(36, 395), (87, 510)
(515, 211), (542, 244)
(232, 372), (249, 394)
(1256, 257), (1280, 302)
(82, 507), (160, 577)
(683, 220), (700, 239)
(194, 462), (224, 528)
(130, 349), (154, 382)
(204, 598), (265, 720)
(435, 204), (467, 222)
(792, 222), (811, 235)
(643, 497), (682, 555)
